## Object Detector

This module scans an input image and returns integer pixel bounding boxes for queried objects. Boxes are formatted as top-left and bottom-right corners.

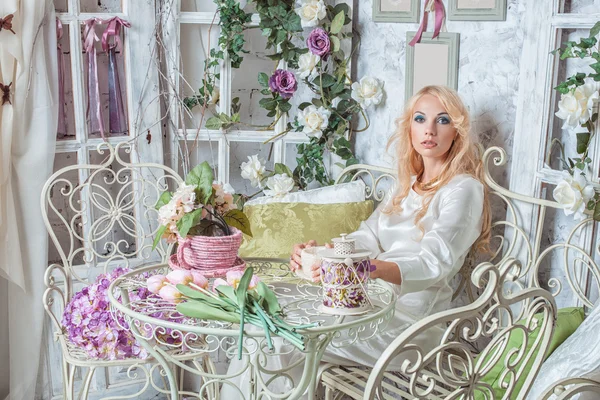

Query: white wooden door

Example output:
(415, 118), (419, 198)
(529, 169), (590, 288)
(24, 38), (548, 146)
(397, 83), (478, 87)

(42, 0), (163, 397)
(510, 0), (600, 307)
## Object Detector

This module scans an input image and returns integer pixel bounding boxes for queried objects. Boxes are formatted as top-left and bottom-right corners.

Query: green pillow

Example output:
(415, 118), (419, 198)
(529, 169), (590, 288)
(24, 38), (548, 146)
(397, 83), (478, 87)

(239, 201), (374, 259)
(474, 307), (585, 400)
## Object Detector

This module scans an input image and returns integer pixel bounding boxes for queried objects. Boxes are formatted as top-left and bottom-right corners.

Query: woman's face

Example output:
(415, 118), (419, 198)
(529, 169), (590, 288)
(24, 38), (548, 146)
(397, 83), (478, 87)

(410, 94), (457, 163)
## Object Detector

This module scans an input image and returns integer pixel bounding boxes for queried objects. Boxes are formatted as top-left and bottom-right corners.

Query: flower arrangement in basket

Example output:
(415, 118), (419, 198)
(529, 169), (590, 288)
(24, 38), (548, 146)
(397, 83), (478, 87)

(153, 162), (252, 273)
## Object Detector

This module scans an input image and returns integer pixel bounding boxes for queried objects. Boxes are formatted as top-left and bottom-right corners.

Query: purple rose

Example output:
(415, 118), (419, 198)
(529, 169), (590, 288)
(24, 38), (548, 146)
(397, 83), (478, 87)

(268, 69), (297, 99)
(307, 28), (331, 58)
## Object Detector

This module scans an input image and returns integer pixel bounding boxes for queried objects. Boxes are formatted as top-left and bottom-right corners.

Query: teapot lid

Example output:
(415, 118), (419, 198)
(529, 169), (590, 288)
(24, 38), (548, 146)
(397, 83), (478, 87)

(331, 233), (355, 244)
(318, 247), (372, 259)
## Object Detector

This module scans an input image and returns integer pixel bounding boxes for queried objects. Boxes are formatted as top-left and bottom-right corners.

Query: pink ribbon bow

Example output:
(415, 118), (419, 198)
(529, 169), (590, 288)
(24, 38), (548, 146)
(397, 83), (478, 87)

(102, 17), (131, 53)
(409, 0), (446, 47)
(83, 18), (106, 139)
(56, 18), (68, 138)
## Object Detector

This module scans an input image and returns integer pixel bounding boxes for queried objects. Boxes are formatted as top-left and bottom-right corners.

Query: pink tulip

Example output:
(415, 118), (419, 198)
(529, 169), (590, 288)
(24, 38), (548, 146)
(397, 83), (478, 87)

(212, 278), (229, 292)
(190, 271), (209, 289)
(225, 270), (260, 290)
(146, 275), (168, 294)
(166, 270), (193, 286)
(158, 285), (183, 303)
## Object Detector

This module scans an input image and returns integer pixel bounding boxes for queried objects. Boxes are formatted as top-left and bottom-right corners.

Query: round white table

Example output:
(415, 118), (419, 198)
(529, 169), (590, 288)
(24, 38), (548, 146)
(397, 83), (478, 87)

(108, 259), (396, 399)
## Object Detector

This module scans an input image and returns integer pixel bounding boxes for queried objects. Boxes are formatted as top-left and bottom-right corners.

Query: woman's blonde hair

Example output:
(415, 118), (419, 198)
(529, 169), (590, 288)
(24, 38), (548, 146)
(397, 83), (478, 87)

(385, 85), (491, 253)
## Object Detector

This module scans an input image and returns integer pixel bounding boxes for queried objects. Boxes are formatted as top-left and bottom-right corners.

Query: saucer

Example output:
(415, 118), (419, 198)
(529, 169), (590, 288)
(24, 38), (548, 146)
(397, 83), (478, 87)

(168, 254), (246, 278)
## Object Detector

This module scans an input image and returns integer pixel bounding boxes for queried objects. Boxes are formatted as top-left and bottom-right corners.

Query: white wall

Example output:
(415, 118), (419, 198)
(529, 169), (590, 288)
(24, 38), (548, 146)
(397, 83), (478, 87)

(0, 278), (9, 399)
(353, 0), (525, 189)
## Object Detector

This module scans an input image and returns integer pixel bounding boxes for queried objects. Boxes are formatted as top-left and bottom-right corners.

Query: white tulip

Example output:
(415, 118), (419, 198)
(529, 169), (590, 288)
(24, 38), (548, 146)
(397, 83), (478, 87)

(297, 53), (320, 80)
(351, 77), (384, 108)
(240, 155), (266, 189)
(298, 105), (331, 139)
(264, 174), (295, 197)
(295, 0), (326, 28)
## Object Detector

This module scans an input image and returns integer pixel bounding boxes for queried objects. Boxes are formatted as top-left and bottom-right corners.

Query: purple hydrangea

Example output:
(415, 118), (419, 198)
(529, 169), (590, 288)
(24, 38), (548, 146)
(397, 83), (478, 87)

(307, 28), (331, 58)
(268, 69), (298, 99)
(61, 267), (185, 360)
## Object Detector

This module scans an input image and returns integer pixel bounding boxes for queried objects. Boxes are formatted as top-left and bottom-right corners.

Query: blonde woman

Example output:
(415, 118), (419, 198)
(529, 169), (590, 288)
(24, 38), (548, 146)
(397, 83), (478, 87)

(290, 84), (491, 366)
(224, 85), (491, 397)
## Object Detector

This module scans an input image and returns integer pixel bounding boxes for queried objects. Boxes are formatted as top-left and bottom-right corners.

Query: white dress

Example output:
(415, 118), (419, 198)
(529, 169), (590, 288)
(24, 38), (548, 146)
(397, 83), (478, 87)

(222, 174), (485, 397)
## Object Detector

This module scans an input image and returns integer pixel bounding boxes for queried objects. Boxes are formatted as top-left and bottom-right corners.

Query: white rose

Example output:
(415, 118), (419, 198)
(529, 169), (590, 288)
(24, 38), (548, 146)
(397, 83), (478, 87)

(298, 105), (331, 139)
(240, 155), (266, 188)
(264, 174), (295, 197)
(295, 0), (326, 28)
(297, 52), (320, 80)
(172, 183), (196, 213)
(577, 80), (600, 121)
(556, 80), (600, 129)
(553, 171), (596, 219)
(351, 76), (384, 108)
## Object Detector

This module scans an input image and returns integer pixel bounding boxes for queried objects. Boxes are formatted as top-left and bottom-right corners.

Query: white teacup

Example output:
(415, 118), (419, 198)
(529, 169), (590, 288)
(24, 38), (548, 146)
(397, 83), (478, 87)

(299, 246), (325, 280)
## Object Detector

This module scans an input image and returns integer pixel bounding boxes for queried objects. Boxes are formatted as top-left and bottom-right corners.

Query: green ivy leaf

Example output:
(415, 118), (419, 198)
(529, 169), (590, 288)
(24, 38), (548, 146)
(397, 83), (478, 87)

(594, 200), (600, 221)
(279, 101), (292, 113)
(330, 11), (345, 35)
(258, 72), (270, 88)
(186, 161), (214, 203)
(577, 132), (591, 154)
(222, 209), (253, 237)
(591, 21), (600, 39)
(298, 102), (312, 111)
(206, 117), (223, 130)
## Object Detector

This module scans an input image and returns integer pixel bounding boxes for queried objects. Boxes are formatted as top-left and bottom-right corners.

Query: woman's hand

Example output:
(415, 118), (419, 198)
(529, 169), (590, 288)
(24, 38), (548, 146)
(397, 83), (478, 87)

(309, 243), (333, 283)
(290, 240), (317, 272)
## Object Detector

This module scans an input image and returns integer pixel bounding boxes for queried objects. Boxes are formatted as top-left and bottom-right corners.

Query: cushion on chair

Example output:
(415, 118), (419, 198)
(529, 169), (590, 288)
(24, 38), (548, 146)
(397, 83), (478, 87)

(244, 181), (367, 206)
(238, 201), (374, 259)
(526, 304), (600, 400)
(474, 307), (585, 400)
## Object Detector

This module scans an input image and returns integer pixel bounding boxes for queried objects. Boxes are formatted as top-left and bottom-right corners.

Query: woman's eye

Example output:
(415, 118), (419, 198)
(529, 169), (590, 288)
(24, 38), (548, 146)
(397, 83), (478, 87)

(437, 116), (450, 124)
(414, 115), (425, 123)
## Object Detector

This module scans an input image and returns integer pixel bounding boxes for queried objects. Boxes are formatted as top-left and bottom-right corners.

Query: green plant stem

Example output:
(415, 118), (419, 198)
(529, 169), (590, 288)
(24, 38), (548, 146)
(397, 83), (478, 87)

(318, 67), (329, 108)
(263, 128), (292, 144)
(353, 107), (370, 133)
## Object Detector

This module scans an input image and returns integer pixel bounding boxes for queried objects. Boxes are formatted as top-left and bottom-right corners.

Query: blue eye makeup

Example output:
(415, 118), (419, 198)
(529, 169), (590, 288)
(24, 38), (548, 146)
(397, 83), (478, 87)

(437, 116), (451, 124)
(414, 115), (425, 123)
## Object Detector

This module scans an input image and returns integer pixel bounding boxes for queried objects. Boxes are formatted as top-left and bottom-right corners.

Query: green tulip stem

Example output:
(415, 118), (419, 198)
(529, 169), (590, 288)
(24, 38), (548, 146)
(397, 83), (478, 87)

(238, 307), (245, 360)
(189, 283), (220, 300)
(252, 300), (278, 332)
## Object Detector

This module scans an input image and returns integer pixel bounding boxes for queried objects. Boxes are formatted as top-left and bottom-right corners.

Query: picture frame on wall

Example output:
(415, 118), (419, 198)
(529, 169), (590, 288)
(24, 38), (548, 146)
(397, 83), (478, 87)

(405, 32), (460, 100)
(447, 0), (507, 21)
(372, 0), (420, 23)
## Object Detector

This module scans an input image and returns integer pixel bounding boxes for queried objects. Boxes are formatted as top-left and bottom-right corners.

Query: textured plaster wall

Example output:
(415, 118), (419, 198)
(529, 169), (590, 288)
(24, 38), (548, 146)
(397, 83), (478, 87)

(352, 0), (525, 189)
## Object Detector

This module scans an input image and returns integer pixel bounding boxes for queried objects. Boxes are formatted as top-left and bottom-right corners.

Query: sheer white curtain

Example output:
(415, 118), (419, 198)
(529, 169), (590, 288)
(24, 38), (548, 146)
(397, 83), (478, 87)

(0, 0), (58, 398)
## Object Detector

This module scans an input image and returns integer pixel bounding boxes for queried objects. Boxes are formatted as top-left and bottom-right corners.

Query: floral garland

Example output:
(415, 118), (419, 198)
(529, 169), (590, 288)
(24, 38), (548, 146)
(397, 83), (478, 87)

(552, 22), (600, 221)
(184, 0), (384, 190)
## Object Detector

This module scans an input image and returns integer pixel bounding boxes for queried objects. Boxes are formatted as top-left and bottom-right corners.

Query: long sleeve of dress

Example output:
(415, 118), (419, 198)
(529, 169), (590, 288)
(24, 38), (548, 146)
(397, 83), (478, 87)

(382, 178), (484, 298)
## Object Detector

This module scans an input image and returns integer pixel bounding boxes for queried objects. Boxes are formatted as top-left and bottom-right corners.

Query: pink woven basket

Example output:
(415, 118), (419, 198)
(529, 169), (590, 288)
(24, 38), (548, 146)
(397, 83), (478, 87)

(168, 254), (246, 278)
(176, 228), (243, 270)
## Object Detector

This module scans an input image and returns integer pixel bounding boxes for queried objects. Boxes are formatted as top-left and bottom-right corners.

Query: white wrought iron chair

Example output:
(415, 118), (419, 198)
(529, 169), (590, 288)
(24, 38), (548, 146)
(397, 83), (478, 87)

(319, 146), (570, 399)
(41, 142), (211, 399)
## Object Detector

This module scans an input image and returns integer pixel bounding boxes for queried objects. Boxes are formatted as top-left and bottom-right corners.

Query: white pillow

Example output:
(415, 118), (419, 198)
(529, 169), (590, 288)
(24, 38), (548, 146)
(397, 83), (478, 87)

(244, 180), (366, 206)
(527, 305), (600, 400)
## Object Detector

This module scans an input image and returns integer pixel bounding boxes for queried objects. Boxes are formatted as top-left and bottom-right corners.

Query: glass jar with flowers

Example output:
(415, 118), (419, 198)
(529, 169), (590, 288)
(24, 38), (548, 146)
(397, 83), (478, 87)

(153, 162), (252, 272)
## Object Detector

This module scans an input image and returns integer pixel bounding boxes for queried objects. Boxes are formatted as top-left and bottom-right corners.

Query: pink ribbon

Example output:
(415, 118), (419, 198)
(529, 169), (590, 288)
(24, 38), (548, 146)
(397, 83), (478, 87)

(101, 17), (131, 52)
(409, 0), (445, 47)
(83, 18), (106, 139)
(56, 19), (67, 138)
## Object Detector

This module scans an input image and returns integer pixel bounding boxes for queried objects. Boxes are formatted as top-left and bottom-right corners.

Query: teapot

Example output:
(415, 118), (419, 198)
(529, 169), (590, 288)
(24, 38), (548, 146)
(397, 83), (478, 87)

(317, 234), (373, 315)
